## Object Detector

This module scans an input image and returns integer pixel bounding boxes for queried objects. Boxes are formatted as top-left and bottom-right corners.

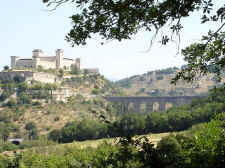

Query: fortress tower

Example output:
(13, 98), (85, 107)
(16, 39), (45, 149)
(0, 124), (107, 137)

(32, 49), (44, 69)
(11, 56), (20, 69)
(32, 49), (44, 57)
(75, 58), (81, 70)
(56, 49), (64, 69)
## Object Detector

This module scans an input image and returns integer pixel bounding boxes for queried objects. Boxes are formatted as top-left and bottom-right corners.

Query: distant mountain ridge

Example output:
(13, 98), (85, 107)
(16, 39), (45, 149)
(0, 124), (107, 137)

(115, 67), (225, 97)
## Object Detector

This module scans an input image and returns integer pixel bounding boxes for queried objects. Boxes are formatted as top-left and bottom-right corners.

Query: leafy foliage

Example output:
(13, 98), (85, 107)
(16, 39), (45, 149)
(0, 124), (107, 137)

(3, 116), (225, 168)
(43, 0), (219, 46)
(49, 119), (108, 142)
(43, 0), (225, 82)
(49, 85), (225, 143)
(25, 122), (39, 140)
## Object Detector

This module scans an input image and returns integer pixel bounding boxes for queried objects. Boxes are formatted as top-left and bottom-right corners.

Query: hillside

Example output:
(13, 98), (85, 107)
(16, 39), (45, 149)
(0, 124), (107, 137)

(61, 73), (124, 97)
(0, 96), (116, 137)
(0, 70), (123, 140)
(116, 67), (225, 96)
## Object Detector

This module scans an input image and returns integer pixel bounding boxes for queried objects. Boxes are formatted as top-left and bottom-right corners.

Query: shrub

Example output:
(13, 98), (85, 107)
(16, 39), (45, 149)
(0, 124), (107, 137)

(17, 93), (31, 105)
(49, 119), (108, 143)
(0, 142), (19, 153)
(54, 116), (60, 121)
(25, 122), (39, 140)
(4, 98), (16, 108)
(70, 64), (81, 75)
(92, 89), (100, 95)
(25, 122), (36, 131)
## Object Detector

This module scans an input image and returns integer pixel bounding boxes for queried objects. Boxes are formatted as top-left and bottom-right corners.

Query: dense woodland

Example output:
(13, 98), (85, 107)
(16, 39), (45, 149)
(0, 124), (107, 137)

(47, 85), (225, 142)
(1, 82), (225, 167)
(1, 66), (225, 168)
(0, 110), (225, 167)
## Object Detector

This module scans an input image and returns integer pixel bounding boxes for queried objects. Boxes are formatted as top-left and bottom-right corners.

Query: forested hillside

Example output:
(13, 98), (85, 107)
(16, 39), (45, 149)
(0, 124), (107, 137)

(0, 71), (124, 146)
(1, 85), (225, 168)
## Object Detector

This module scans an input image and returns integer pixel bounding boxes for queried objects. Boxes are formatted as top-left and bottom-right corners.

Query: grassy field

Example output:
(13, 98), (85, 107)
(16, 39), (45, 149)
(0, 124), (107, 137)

(2, 132), (172, 157)
(54, 132), (171, 149)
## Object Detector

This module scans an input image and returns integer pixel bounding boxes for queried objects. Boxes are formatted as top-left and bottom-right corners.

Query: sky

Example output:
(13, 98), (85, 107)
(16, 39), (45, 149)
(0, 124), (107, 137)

(0, 0), (223, 81)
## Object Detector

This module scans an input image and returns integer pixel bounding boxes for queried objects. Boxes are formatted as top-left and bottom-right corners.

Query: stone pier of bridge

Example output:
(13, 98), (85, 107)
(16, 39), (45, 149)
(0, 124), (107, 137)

(104, 96), (204, 113)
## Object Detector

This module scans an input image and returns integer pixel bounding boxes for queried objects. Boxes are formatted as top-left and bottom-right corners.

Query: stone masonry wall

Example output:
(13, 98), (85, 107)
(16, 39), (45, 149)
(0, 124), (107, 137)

(0, 71), (33, 81)
(0, 71), (59, 84)
(16, 59), (33, 68)
(32, 72), (58, 84)
(36, 59), (56, 69)
(61, 59), (75, 70)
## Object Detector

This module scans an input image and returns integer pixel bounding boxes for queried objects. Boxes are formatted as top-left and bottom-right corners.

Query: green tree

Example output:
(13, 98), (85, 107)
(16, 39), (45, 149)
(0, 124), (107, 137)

(13, 75), (24, 83)
(48, 129), (61, 142)
(58, 69), (64, 78)
(157, 136), (184, 168)
(37, 65), (44, 72)
(25, 122), (36, 131)
(17, 92), (31, 104)
(187, 114), (225, 168)
(0, 127), (9, 141)
(52, 119), (108, 143)
(25, 122), (39, 140)
(112, 114), (146, 137)
(3, 66), (9, 71)
(17, 82), (29, 93)
(44, 83), (57, 98)
(4, 98), (17, 108)
(145, 112), (169, 133)
(70, 64), (80, 75)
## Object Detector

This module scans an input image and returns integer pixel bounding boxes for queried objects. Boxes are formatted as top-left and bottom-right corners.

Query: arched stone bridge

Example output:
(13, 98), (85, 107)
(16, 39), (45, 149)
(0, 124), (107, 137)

(104, 96), (205, 113)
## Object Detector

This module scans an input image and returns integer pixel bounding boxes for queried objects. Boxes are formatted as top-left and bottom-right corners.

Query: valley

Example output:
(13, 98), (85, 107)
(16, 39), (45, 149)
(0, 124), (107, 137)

(0, 66), (225, 168)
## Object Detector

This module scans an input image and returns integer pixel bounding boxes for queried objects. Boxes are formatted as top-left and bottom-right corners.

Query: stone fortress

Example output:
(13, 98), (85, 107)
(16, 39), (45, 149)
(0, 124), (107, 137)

(0, 49), (99, 102)
(11, 49), (80, 71)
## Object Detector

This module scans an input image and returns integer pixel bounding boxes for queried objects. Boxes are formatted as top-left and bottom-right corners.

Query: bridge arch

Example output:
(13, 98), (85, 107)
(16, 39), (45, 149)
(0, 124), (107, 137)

(153, 102), (159, 112)
(105, 96), (205, 113)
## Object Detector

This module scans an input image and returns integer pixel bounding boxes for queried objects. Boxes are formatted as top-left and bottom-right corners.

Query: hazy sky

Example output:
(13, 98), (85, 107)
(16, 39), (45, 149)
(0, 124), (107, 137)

(0, 1), (222, 80)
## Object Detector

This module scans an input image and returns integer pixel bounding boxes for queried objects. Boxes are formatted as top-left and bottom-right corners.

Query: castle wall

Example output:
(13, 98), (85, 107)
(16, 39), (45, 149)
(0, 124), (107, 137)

(0, 71), (33, 81)
(32, 72), (58, 84)
(61, 58), (75, 70)
(36, 59), (56, 69)
(75, 58), (81, 70)
(16, 59), (33, 69)
(11, 56), (19, 69)
(52, 87), (74, 102)
(10, 49), (80, 71)
(39, 56), (56, 62)
(83, 68), (99, 75)
(0, 71), (58, 84)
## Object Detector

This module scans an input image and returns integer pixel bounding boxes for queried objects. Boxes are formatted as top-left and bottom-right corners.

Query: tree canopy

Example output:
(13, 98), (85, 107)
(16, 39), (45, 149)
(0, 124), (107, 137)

(43, 0), (225, 82)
